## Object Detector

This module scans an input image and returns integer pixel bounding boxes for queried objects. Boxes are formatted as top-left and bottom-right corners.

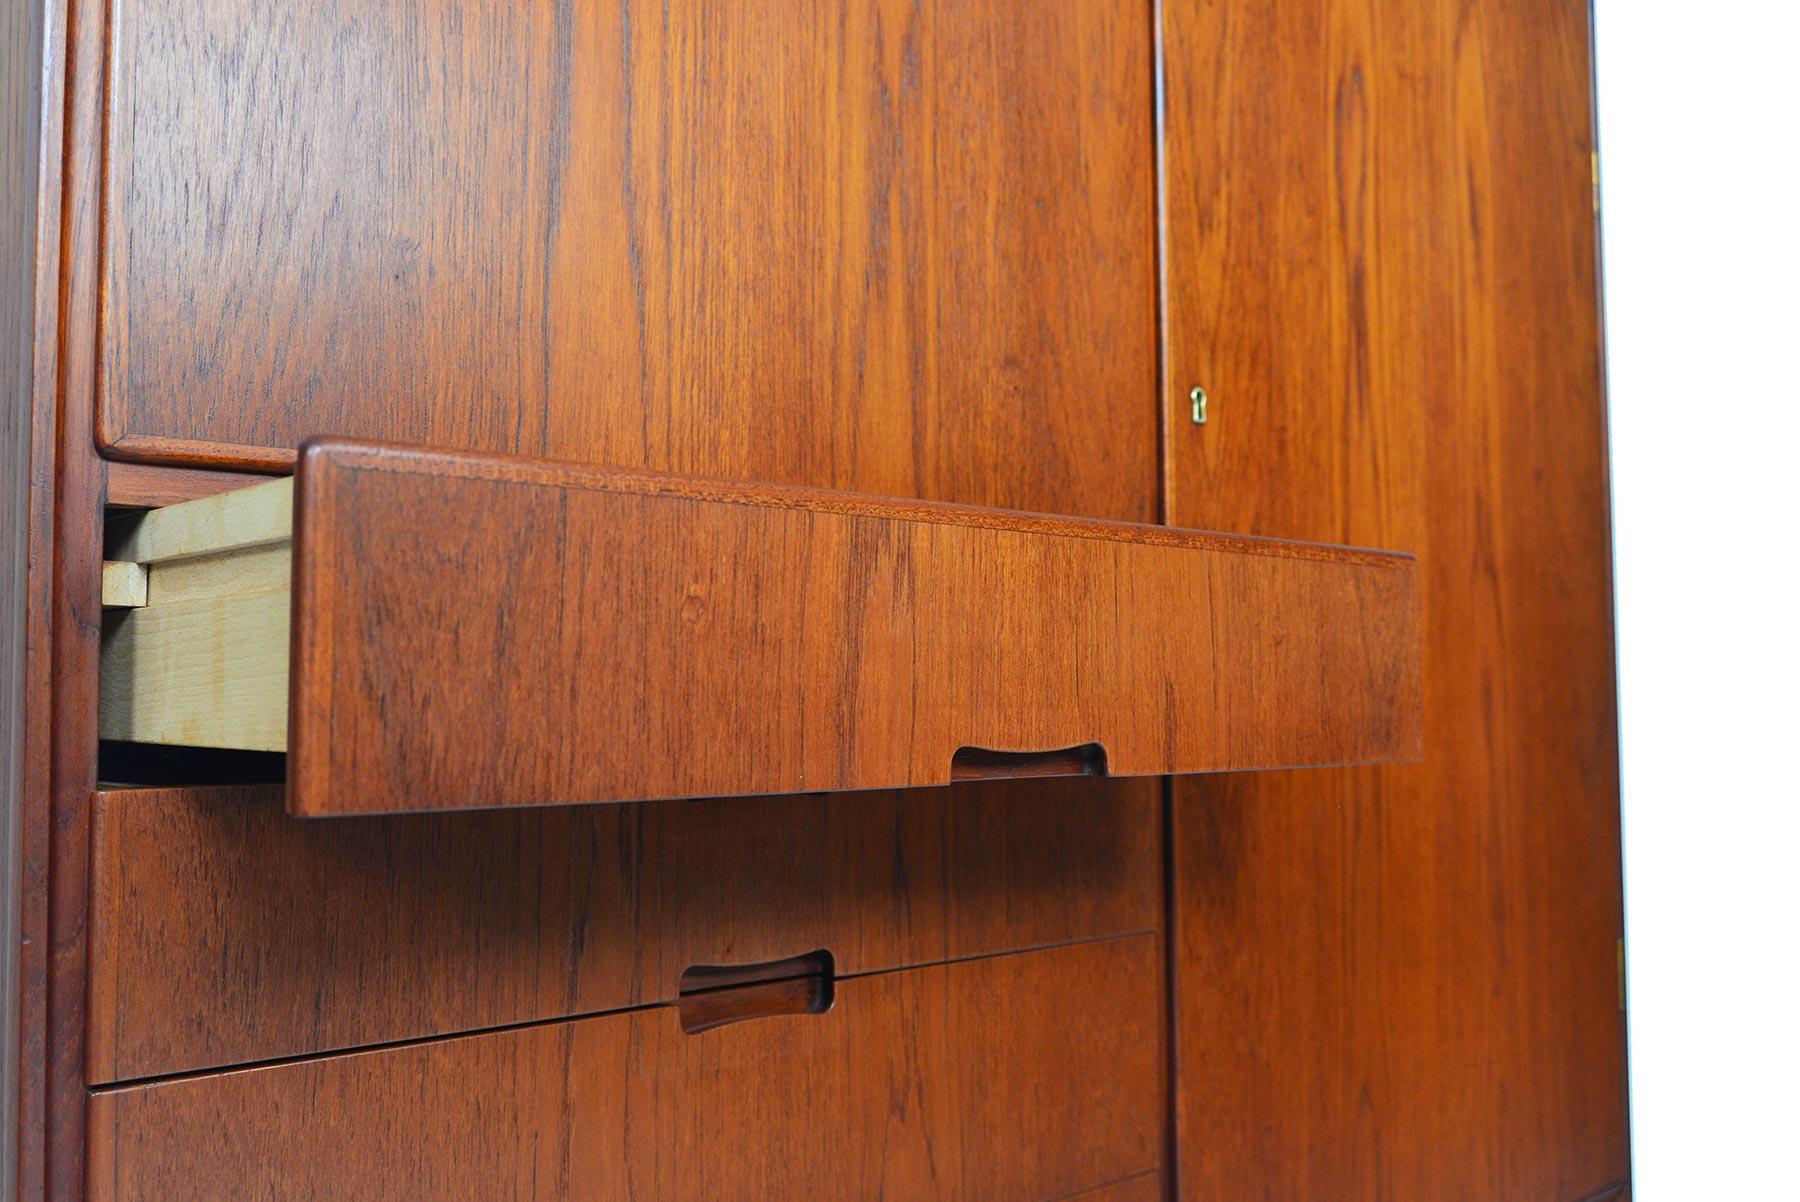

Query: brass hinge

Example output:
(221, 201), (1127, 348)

(1592, 151), (1602, 217)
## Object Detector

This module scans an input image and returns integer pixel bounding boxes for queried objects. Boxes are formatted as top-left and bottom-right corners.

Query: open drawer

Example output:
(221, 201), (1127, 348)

(99, 439), (1420, 816)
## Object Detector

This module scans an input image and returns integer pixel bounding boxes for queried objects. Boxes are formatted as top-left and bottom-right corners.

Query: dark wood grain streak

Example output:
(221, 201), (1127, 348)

(287, 439), (1419, 815)
(1, 4), (51, 1196)
(88, 937), (1163, 1202)
(88, 780), (1160, 1082)
(99, 0), (1160, 526)
(1161, 0), (1627, 1198)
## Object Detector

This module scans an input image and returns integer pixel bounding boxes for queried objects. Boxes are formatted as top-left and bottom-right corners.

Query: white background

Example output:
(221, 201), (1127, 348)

(1594, 1), (1800, 1194)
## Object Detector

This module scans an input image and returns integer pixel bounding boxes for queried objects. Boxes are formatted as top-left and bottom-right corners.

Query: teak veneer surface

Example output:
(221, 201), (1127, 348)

(1161, 0), (1628, 1198)
(280, 439), (1418, 815)
(87, 779), (1159, 1083)
(99, 0), (1159, 526)
(87, 936), (1162, 1202)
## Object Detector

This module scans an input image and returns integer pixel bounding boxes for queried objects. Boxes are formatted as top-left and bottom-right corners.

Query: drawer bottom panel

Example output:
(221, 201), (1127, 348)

(88, 935), (1162, 1202)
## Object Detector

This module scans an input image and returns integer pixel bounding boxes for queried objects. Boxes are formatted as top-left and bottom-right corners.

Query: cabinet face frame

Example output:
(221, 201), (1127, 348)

(21, 0), (108, 1199)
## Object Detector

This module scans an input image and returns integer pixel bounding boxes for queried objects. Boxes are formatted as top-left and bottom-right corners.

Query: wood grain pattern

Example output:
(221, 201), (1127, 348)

(129, 543), (288, 608)
(282, 439), (1417, 814)
(1161, 1), (1628, 1199)
(104, 461), (279, 509)
(88, 779), (1159, 1083)
(88, 936), (1162, 1202)
(99, 589), (289, 751)
(99, 0), (1159, 524)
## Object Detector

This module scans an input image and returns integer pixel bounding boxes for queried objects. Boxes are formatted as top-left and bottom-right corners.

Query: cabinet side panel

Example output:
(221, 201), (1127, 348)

(2, 1), (48, 1195)
(1162, 0), (1626, 1199)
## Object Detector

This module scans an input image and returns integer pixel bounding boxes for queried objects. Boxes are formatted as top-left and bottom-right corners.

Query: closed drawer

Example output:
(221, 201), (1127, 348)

(98, 438), (1421, 816)
(87, 779), (1160, 1082)
(88, 935), (1163, 1202)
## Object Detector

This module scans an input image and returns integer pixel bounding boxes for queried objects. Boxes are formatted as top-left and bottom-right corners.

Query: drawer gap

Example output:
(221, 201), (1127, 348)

(97, 740), (286, 789)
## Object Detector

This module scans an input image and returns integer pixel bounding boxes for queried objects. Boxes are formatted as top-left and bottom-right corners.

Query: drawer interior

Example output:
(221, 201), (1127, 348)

(101, 475), (294, 754)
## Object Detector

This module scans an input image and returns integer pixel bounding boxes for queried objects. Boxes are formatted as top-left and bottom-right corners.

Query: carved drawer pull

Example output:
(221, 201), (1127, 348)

(677, 951), (835, 1035)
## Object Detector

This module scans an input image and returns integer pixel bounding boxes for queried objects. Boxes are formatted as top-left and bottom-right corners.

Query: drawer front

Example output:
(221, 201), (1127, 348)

(88, 936), (1163, 1201)
(97, 440), (1420, 815)
(88, 780), (1160, 1082)
(100, 0), (1157, 525)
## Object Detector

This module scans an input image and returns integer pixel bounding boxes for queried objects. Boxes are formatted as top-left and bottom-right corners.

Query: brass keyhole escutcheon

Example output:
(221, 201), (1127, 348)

(1190, 385), (1209, 425)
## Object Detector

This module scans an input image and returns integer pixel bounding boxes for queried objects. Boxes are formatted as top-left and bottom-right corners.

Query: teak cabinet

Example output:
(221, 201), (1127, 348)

(2, 1), (1626, 1201)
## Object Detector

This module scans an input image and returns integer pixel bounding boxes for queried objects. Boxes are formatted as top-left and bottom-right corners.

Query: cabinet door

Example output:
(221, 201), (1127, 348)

(1160, 1), (1628, 1199)
(100, 0), (1156, 523)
